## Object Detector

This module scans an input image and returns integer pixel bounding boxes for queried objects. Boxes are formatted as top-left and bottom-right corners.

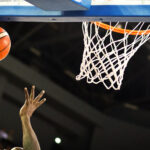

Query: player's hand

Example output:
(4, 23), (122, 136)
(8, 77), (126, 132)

(20, 85), (46, 118)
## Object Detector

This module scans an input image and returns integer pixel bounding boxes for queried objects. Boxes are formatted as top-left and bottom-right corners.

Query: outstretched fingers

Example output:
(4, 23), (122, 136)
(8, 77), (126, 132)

(30, 85), (35, 100)
(24, 87), (29, 103)
(36, 98), (46, 108)
(34, 90), (45, 102)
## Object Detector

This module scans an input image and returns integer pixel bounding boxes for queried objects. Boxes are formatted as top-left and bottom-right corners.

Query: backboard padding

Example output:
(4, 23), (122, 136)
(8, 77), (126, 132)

(0, 0), (150, 22)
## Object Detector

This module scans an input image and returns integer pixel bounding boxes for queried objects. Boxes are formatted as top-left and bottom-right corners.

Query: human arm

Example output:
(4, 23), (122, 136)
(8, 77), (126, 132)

(19, 86), (46, 150)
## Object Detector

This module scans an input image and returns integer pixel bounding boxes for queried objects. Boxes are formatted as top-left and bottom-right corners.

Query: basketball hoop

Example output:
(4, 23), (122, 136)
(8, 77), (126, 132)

(76, 22), (150, 90)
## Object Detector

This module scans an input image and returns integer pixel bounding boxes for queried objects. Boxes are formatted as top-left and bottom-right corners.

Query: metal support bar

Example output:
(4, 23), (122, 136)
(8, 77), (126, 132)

(1, 16), (150, 22)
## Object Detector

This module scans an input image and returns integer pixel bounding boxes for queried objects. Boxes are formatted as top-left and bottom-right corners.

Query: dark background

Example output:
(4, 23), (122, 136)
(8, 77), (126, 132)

(0, 22), (150, 150)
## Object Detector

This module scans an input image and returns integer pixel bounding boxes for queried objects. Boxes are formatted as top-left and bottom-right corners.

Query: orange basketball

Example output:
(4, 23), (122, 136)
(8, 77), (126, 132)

(0, 27), (11, 61)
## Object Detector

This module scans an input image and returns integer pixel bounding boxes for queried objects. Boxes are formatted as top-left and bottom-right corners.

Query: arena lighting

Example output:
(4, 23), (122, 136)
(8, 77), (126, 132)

(54, 137), (62, 144)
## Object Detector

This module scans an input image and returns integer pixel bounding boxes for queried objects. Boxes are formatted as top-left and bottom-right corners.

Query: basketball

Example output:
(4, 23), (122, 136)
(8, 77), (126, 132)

(0, 27), (11, 61)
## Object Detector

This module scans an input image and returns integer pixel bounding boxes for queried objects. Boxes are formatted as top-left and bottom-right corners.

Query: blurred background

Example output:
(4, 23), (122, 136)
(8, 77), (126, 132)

(0, 22), (150, 150)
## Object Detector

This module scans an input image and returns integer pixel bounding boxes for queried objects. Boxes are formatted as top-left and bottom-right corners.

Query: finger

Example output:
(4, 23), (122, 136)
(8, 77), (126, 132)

(24, 99), (29, 105)
(30, 85), (35, 100)
(24, 87), (29, 100)
(24, 87), (29, 104)
(36, 98), (46, 108)
(34, 90), (45, 102)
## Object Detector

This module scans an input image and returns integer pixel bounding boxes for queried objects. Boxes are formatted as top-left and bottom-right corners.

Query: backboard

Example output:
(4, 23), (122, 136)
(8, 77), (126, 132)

(0, 0), (150, 22)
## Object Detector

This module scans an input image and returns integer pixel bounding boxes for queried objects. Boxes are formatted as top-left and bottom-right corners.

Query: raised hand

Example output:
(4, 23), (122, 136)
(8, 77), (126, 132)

(20, 85), (46, 118)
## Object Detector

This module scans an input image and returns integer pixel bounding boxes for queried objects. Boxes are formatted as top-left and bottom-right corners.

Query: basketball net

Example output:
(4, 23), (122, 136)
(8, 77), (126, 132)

(76, 22), (150, 90)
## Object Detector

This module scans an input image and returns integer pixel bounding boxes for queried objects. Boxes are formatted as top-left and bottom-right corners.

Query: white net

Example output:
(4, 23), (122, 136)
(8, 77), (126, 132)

(76, 22), (150, 90)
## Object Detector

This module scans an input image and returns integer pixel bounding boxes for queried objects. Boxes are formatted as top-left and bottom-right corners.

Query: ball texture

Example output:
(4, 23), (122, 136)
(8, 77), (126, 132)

(0, 27), (11, 61)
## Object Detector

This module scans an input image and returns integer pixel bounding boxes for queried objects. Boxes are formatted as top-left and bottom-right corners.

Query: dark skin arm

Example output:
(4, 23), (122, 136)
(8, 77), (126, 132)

(18, 85), (46, 150)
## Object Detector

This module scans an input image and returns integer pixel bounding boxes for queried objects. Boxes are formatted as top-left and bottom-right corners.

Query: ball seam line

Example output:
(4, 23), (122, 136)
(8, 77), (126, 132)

(0, 43), (10, 52)
(0, 32), (8, 38)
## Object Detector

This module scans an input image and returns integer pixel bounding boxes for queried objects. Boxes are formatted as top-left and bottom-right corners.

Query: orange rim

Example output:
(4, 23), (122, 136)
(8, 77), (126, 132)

(93, 22), (150, 35)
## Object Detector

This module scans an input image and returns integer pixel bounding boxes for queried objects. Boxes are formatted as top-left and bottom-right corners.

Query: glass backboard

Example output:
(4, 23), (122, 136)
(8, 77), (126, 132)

(0, 0), (150, 22)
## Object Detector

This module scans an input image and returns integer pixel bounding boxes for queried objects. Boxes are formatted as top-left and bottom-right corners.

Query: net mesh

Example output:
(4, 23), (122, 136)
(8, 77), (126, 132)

(76, 22), (150, 90)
